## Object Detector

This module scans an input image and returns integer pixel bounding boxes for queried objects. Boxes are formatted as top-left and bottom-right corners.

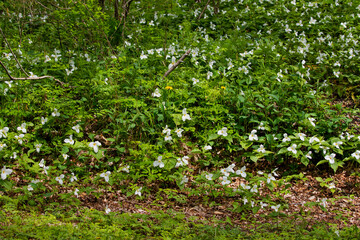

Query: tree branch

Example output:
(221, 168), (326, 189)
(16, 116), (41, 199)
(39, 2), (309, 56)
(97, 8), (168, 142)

(197, 0), (211, 20)
(163, 50), (191, 79)
(0, 27), (29, 77)
(0, 60), (72, 87)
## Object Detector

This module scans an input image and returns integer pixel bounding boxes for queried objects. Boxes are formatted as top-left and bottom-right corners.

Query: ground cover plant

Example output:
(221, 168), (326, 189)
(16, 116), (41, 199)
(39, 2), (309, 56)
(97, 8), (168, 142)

(1, 0), (360, 238)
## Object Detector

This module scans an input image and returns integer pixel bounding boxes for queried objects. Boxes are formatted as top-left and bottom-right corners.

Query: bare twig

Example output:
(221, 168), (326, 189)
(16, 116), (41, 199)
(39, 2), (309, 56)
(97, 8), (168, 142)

(197, 0), (211, 20)
(121, 0), (133, 39)
(163, 50), (191, 79)
(0, 27), (29, 77)
(0, 60), (71, 87)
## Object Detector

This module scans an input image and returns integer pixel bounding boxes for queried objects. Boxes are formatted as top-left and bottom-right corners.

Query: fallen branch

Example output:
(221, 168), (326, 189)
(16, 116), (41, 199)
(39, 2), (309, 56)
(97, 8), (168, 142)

(197, 0), (211, 20)
(163, 50), (191, 79)
(0, 60), (70, 87)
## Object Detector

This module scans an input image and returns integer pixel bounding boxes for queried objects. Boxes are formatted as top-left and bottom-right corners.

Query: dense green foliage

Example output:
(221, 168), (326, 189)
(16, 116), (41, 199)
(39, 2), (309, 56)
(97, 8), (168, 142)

(1, 207), (360, 239)
(1, 0), (360, 238)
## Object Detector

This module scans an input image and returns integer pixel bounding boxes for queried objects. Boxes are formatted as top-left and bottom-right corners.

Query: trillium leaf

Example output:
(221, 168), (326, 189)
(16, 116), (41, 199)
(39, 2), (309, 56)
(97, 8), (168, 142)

(333, 148), (343, 155)
(240, 141), (252, 150)
(225, 135), (233, 143)
(191, 148), (201, 154)
(330, 162), (338, 172)
(277, 147), (287, 155)
(250, 155), (258, 162)
(301, 156), (309, 166)
(316, 160), (328, 166)
(208, 133), (219, 141)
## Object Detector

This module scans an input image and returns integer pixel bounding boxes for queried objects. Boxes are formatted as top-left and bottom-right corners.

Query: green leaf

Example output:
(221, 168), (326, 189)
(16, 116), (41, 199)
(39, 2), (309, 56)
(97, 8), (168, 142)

(316, 160), (328, 166)
(300, 156), (309, 166)
(191, 148), (201, 154)
(0, 180), (13, 191)
(250, 155), (258, 162)
(277, 147), (288, 155)
(208, 133), (219, 141)
(240, 141), (252, 150)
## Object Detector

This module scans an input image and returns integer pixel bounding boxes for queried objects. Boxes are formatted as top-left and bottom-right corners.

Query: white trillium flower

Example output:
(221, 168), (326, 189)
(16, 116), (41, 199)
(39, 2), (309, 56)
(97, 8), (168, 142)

(0, 127), (9, 138)
(267, 173), (276, 184)
(27, 180), (40, 191)
(1, 166), (12, 180)
(192, 78), (199, 85)
(182, 108), (191, 121)
(70, 173), (77, 182)
(152, 88), (161, 97)
(100, 171), (111, 182)
(217, 127), (228, 137)
(0, 143), (6, 151)
(89, 141), (101, 153)
(351, 150), (360, 160)
(282, 133), (291, 142)
(260, 202), (268, 209)
(74, 188), (79, 197)
(162, 125), (171, 135)
(105, 206), (111, 214)
(175, 128), (183, 138)
(257, 144), (266, 153)
(287, 144), (297, 154)
(205, 173), (213, 180)
(10, 152), (17, 159)
(135, 187), (142, 196)
(44, 55), (51, 63)
(332, 141), (342, 149)
(180, 176), (188, 185)
(221, 176), (230, 185)
(35, 143), (42, 153)
(309, 136), (320, 144)
(15, 134), (25, 144)
(250, 185), (258, 193)
(258, 122), (265, 130)
(204, 145), (212, 150)
(64, 135), (74, 145)
(121, 165), (130, 173)
(297, 133), (306, 141)
(17, 123), (27, 133)
(271, 204), (281, 212)
(164, 132), (172, 142)
(52, 108), (60, 117)
(41, 117), (48, 125)
(220, 168), (229, 177)
(62, 153), (69, 160)
(55, 174), (65, 185)
(29, 72), (38, 78)
(249, 130), (258, 141)
(168, 56), (176, 69)
(72, 124), (80, 133)
(153, 156), (164, 168)
(236, 166), (247, 178)
(308, 118), (316, 127)
(39, 159), (45, 168)
(226, 164), (235, 174)
(140, 51), (148, 60)
(325, 153), (336, 164)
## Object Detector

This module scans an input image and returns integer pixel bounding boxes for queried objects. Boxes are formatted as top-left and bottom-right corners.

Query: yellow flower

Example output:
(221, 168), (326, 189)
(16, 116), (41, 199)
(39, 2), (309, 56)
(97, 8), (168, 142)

(165, 86), (173, 90)
(221, 86), (226, 90)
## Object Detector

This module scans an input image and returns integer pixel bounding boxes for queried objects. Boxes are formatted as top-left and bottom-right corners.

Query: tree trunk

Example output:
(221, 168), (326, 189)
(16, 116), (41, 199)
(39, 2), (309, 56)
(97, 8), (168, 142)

(98, 0), (105, 11)
(114, 0), (119, 20)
